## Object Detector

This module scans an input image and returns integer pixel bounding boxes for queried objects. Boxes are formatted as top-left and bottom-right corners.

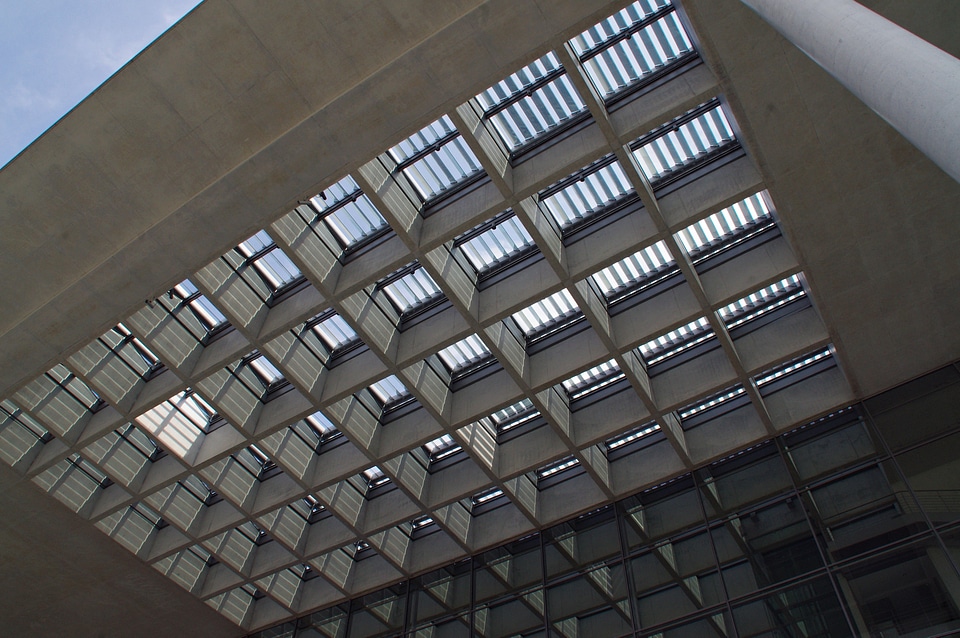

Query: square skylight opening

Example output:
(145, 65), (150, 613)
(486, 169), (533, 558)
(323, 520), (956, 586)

(632, 100), (735, 183)
(68, 453), (111, 488)
(605, 421), (661, 452)
(172, 279), (228, 334)
(755, 347), (834, 392)
(678, 384), (747, 424)
(46, 364), (103, 411)
(369, 375), (412, 409)
(388, 115), (483, 203)
(117, 423), (160, 460)
(539, 155), (634, 232)
(309, 310), (360, 353)
(675, 191), (774, 260)
(241, 352), (287, 395)
(471, 487), (505, 510)
(309, 175), (390, 251)
(536, 455), (580, 483)
(475, 52), (587, 151)
(638, 316), (715, 367)
(718, 274), (806, 331)
(455, 210), (536, 274)
(237, 230), (303, 292)
(362, 466), (390, 490)
(486, 398), (539, 435)
(377, 263), (445, 318)
(562, 359), (625, 401)
(304, 410), (339, 441)
(436, 334), (492, 376)
(572, 1), (694, 100)
(423, 434), (461, 462)
(590, 240), (677, 305)
(512, 289), (582, 340)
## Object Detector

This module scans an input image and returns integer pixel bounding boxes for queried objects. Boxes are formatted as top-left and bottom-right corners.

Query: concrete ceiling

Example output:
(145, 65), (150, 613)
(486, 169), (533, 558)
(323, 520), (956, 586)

(0, 0), (958, 635)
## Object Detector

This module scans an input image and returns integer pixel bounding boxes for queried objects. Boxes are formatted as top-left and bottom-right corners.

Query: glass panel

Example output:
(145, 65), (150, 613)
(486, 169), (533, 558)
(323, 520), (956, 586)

(380, 265), (444, 316)
(476, 52), (586, 151)
(638, 317), (714, 367)
(536, 455), (580, 482)
(487, 398), (539, 435)
(570, 0), (670, 57)
(310, 175), (389, 249)
(606, 421), (660, 452)
(718, 273), (805, 330)
(755, 347), (833, 390)
(590, 241), (676, 304)
(424, 434), (460, 461)
(474, 589), (545, 638)
(547, 563), (632, 637)
(388, 115), (482, 202)
(475, 540), (543, 603)
(539, 157), (633, 231)
(173, 279), (228, 334)
(311, 311), (359, 352)
(895, 429), (960, 527)
(784, 409), (877, 482)
(632, 103), (735, 183)
(411, 565), (472, 627)
(456, 211), (535, 274)
(543, 509), (619, 579)
(436, 334), (492, 376)
(676, 191), (772, 259)
(369, 375), (410, 407)
(678, 385), (746, 423)
(238, 230), (302, 290)
(562, 359), (624, 400)
(347, 587), (406, 638)
(620, 477), (704, 547)
(512, 289), (581, 339)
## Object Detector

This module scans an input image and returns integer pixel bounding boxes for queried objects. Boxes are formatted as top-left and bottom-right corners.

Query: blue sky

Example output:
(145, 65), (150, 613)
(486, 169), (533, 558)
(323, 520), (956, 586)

(0, 0), (201, 168)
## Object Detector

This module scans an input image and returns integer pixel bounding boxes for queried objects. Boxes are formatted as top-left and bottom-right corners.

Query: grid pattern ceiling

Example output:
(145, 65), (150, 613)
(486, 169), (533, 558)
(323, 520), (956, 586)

(0, 0), (854, 632)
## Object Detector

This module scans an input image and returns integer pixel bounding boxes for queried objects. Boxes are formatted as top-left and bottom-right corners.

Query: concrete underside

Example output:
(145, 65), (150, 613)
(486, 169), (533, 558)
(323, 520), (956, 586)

(0, 0), (957, 635)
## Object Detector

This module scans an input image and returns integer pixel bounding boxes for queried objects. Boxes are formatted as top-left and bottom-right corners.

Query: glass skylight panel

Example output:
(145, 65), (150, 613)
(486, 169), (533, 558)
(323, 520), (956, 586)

(173, 279), (227, 332)
(755, 348), (833, 388)
(108, 323), (162, 378)
(362, 466), (390, 489)
(380, 264), (444, 316)
(456, 212), (535, 273)
(590, 240), (676, 303)
(436, 335), (492, 375)
(424, 434), (461, 461)
(238, 230), (302, 290)
(632, 102), (735, 183)
(487, 398), (539, 434)
(719, 274), (806, 330)
(310, 175), (389, 249)
(388, 116), (482, 202)
(47, 364), (102, 411)
(676, 192), (773, 258)
(512, 289), (581, 338)
(475, 52), (587, 151)
(562, 360), (625, 400)
(536, 455), (580, 481)
(247, 354), (284, 388)
(472, 487), (505, 509)
(606, 421), (661, 451)
(311, 311), (359, 352)
(678, 385), (746, 421)
(0, 400), (50, 441)
(304, 411), (338, 440)
(369, 375), (410, 407)
(136, 391), (211, 459)
(639, 316), (715, 366)
(540, 157), (633, 231)
(572, 2), (694, 99)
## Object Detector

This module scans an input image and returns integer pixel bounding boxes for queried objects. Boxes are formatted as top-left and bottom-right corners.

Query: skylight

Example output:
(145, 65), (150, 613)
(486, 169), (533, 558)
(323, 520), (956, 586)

(455, 210), (536, 274)
(678, 385), (746, 421)
(423, 434), (461, 461)
(632, 101), (735, 183)
(378, 264), (444, 317)
(172, 279), (228, 333)
(486, 398), (539, 435)
(755, 348), (833, 389)
(571, 1), (695, 100)
(46, 364), (102, 411)
(388, 115), (483, 202)
(369, 376), (411, 408)
(237, 230), (302, 291)
(562, 360), (625, 400)
(539, 156), (634, 231)
(436, 335), (492, 376)
(475, 52), (587, 151)
(590, 240), (676, 305)
(512, 289), (581, 339)
(309, 175), (389, 250)
(246, 353), (285, 389)
(718, 274), (806, 330)
(676, 192), (773, 259)
(309, 311), (360, 352)
(362, 466), (390, 490)
(606, 421), (661, 452)
(638, 316), (715, 367)
(536, 455), (580, 481)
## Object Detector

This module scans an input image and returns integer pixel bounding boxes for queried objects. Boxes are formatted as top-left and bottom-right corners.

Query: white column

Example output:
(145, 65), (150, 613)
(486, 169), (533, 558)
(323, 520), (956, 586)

(740, 0), (960, 185)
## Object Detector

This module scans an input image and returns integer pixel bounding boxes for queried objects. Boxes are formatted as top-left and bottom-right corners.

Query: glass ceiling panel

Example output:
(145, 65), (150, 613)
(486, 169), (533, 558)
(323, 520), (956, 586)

(755, 347), (833, 388)
(487, 398), (539, 434)
(388, 115), (483, 202)
(562, 360), (625, 400)
(173, 279), (227, 332)
(536, 455), (580, 481)
(638, 316), (714, 366)
(512, 289), (581, 338)
(678, 385), (745, 421)
(379, 264), (444, 316)
(606, 421), (660, 452)
(247, 354), (284, 387)
(475, 52), (587, 151)
(456, 211), (536, 274)
(362, 466), (390, 489)
(423, 434), (461, 461)
(0, 399), (50, 441)
(311, 311), (359, 352)
(436, 335), (492, 375)
(632, 103), (735, 183)
(310, 176), (389, 250)
(590, 240), (676, 303)
(718, 274), (805, 330)
(572, 2), (694, 100)
(238, 230), (302, 291)
(47, 364), (102, 411)
(676, 192), (773, 259)
(540, 156), (634, 231)
(369, 375), (411, 407)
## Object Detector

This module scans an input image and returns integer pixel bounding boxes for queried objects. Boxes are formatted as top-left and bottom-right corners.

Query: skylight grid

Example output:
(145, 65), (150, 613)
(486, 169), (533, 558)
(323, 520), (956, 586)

(676, 192), (773, 258)
(562, 360), (625, 400)
(369, 375), (411, 408)
(108, 324), (162, 379)
(310, 175), (363, 211)
(512, 289), (581, 338)
(755, 348), (833, 388)
(311, 312), (359, 352)
(389, 116), (482, 202)
(476, 52), (587, 150)
(639, 316), (714, 366)
(457, 213), (535, 273)
(540, 158), (634, 230)
(380, 265), (444, 316)
(136, 391), (211, 459)
(238, 230), (302, 290)
(632, 104), (735, 182)
(436, 335), (492, 375)
(719, 274), (806, 330)
(590, 240), (676, 302)
(173, 279), (227, 333)
(574, 6), (694, 99)
(247, 354), (284, 388)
